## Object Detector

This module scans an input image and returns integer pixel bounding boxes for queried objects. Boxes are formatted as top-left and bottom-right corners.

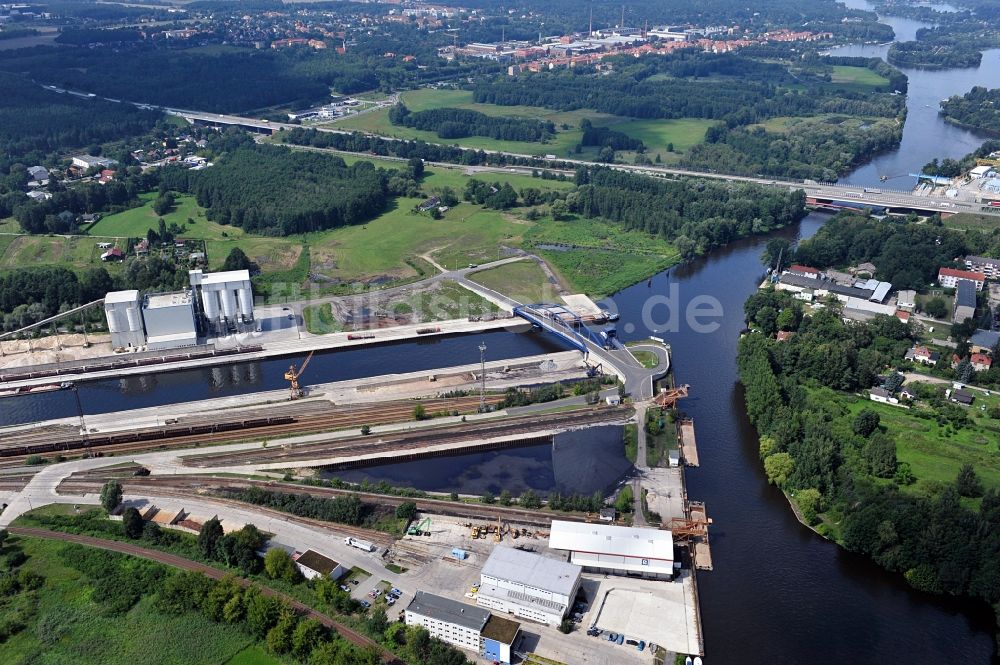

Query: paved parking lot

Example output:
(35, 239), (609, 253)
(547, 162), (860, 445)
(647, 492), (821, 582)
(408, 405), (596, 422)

(587, 571), (701, 657)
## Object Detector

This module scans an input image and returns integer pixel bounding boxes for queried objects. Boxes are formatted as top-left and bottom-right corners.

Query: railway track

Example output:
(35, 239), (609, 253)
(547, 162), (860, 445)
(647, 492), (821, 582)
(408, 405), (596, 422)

(0, 395), (505, 466)
(180, 405), (629, 468)
(59, 474), (591, 527)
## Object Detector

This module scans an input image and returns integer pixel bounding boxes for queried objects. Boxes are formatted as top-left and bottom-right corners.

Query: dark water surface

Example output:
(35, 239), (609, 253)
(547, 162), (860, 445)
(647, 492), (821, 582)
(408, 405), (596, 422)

(601, 212), (997, 664)
(0, 329), (563, 427)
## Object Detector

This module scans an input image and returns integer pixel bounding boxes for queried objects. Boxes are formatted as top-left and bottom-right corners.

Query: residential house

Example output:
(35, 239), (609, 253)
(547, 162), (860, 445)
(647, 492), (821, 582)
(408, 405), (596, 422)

(904, 345), (939, 365)
(27, 165), (49, 186)
(869, 387), (899, 405)
(950, 389), (975, 405)
(971, 353), (993, 372)
(417, 196), (441, 212)
(100, 247), (124, 261)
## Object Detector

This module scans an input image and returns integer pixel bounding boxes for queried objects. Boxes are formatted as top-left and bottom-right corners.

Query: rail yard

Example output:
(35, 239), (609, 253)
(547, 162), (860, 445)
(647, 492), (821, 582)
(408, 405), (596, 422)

(0, 294), (707, 663)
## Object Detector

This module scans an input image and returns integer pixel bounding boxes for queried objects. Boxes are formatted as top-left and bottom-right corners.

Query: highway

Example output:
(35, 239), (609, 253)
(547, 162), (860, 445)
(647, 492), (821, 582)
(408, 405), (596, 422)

(37, 82), (999, 218)
(164, 108), (1000, 218)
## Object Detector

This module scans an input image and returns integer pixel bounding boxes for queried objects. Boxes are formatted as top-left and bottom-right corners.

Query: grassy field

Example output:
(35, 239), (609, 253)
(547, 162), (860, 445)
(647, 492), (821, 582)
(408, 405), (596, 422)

(610, 118), (714, 156)
(0, 234), (116, 271)
(331, 88), (710, 160)
(540, 248), (675, 297)
(469, 260), (557, 304)
(839, 390), (1000, 498)
(830, 65), (890, 90)
(0, 216), (19, 232)
(943, 212), (1000, 231)
(303, 302), (341, 334)
(0, 536), (273, 665)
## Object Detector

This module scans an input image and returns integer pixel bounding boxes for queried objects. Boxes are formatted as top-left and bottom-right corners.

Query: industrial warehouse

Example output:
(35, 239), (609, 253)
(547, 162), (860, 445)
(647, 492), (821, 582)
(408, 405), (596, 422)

(104, 268), (255, 351)
(548, 520), (676, 579)
(476, 545), (582, 625)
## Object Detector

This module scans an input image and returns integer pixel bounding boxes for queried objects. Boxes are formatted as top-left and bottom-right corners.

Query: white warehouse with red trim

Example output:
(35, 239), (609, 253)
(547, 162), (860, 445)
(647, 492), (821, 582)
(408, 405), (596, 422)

(548, 520), (675, 580)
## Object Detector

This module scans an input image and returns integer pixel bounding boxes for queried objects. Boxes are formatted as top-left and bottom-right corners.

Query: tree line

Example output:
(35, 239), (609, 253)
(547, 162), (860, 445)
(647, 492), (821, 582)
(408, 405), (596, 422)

(388, 102), (555, 142)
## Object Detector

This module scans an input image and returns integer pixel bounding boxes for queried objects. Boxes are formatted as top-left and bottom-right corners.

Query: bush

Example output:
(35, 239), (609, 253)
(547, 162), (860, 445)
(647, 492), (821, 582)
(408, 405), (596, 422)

(395, 501), (417, 520)
(263, 548), (301, 584)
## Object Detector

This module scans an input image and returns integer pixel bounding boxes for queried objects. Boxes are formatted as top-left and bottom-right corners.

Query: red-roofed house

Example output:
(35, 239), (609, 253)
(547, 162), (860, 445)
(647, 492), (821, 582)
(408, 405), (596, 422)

(100, 247), (124, 261)
(776, 331), (795, 342)
(787, 264), (821, 279)
(971, 353), (993, 372)
(895, 310), (910, 323)
(938, 267), (986, 291)
(905, 345), (939, 365)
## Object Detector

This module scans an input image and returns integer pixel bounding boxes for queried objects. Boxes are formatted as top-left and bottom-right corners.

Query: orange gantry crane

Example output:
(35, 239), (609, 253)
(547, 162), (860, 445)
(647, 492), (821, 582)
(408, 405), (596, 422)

(284, 350), (315, 400)
(653, 383), (690, 410)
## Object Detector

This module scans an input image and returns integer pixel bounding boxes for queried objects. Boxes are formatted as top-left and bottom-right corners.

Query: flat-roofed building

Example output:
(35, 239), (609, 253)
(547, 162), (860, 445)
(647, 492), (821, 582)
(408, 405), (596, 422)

(548, 520), (675, 579)
(104, 289), (145, 349)
(405, 591), (520, 664)
(142, 290), (197, 350)
(954, 280), (978, 323)
(476, 546), (581, 625)
(965, 255), (1000, 280)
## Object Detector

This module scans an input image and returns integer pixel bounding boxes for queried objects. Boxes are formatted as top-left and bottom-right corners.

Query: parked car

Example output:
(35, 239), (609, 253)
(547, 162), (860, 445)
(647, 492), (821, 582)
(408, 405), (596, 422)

(387, 598), (396, 606)
(607, 633), (617, 642)
(360, 600), (371, 609)
(391, 587), (403, 596)
(339, 585), (350, 592)
(616, 635), (624, 645)
(637, 640), (646, 652)
(626, 639), (638, 646)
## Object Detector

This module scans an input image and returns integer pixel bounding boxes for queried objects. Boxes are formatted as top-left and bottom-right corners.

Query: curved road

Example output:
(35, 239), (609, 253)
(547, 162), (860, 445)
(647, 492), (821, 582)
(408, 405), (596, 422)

(9, 526), (405, 665)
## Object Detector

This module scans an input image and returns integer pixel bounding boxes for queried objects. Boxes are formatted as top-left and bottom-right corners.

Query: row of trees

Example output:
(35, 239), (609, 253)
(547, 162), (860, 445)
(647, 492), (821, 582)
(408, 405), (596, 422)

(738, 295), (1000, 621)
(222, 487), (371, 528)
(388, 103), (555, 142)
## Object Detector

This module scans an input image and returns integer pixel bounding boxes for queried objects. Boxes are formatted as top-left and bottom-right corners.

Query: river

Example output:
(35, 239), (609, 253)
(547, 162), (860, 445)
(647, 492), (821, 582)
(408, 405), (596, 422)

(607, 212), (997, 664)
(835, 0), (1000, 187)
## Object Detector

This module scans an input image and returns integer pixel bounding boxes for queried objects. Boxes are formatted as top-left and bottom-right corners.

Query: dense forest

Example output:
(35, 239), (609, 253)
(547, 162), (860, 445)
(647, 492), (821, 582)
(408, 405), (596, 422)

(0, 73), (161, 214)
(888, 38), (983, 69)
(738, 295), (1000, 636)
(571, 167), (806, 257)
(940, 86), (1000, 136)
(388, 103), (555, 141)
(681, 116), (903, 181)
(473, 52), (904, 125)
(182, 145), (400, 235)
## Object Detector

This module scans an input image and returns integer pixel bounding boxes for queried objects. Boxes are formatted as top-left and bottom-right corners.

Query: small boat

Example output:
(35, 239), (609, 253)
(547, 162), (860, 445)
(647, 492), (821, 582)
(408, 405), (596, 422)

(693, 658), (703, 665)
(685, 658), (693, 665)
(647, 278), (652, 287)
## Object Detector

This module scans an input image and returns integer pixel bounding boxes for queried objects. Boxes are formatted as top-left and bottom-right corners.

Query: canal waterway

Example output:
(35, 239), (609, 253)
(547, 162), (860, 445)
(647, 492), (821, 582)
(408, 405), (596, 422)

(327, 425), (632, 499)
(0, 329), (563, 428)
(835, 0), (1000, 187)
(604, 211), (997, 664)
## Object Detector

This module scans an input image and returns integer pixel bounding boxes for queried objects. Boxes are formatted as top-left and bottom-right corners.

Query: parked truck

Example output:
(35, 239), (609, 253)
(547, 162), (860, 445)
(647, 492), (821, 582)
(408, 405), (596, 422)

(344, 536), (376, 552)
